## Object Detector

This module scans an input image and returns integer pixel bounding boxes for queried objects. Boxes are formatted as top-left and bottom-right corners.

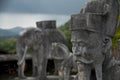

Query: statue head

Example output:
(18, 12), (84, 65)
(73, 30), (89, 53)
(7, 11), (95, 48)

(71, 14), (103, 61)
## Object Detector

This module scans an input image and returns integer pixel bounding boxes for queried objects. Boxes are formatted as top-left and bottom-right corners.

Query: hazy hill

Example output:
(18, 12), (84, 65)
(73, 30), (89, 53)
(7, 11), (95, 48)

(0, 27), (24, 37)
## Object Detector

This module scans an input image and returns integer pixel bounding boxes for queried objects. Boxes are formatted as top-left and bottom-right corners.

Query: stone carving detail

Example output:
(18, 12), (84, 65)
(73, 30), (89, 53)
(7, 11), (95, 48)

(71, 0), (119, 80)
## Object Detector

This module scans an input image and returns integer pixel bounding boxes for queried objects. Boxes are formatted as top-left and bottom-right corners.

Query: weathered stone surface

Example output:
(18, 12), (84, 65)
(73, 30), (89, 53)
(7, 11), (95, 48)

(83, 0), (119, 38)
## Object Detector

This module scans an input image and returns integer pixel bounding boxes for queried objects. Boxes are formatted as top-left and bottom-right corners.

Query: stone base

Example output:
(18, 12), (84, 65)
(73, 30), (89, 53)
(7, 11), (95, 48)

(15, 77), (36, 80)
(14, 75), (76, 80)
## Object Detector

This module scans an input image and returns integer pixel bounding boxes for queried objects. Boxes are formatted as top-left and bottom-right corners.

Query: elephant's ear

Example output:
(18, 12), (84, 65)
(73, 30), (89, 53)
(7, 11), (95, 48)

(30, 29), (41, 42)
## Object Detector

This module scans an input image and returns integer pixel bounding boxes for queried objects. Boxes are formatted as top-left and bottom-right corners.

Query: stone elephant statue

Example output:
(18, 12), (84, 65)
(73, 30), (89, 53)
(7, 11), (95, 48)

(51, 42), (78, 80)
(16, 27), (50, 80)
(59, 53), (78, 80)
(36, 20), (69, 75)
(50, 42), (71, 76)
(16, 25), (68, 80)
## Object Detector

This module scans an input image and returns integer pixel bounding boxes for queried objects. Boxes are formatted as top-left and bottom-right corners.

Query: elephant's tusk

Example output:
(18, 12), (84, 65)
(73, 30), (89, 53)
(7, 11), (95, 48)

(17, 46), (28, 65)
(76, 57), (94, 64)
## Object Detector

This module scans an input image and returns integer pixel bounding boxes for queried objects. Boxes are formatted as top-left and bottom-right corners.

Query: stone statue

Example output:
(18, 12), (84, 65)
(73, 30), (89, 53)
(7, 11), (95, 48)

(36, 20), (69, 74)
(70, 0), (119, 80)
(59, 53), (77, 80)
(71, 14), (105, 80)
(16, 27), (50, 80)
(17, 20), (68, 80)
(50, 42), (77, 80)
(51, 42), (72, 79)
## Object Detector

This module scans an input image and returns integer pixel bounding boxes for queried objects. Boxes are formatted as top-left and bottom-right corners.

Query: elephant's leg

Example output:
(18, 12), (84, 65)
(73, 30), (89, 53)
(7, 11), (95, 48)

(37, 55), (48, 80)
(77, 62), (91, 80)
(32, 53), (38, 77)
(17, 48), (26, 78)
(17, 45), (28, 78)
(18, 61), (26, 78)
(58, 67), (64, 80)
(63, 67), (71, 80)
(77, 62), (84, 80)
(54, 59), (63, 75)
(95, 63), (102, 80)
(59, 65), (71, 80)
(84, 65), (91, 80)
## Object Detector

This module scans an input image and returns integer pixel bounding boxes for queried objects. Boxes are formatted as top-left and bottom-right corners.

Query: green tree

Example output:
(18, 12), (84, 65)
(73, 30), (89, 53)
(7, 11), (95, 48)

(112, 16), (120, 48)
(0, 38), (16, 54)
(58, 21), (72, 51)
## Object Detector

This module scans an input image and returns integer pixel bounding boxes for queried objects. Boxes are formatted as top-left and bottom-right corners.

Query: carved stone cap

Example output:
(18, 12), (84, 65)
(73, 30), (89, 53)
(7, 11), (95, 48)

(36, 20), (56, 29)
(71, 13), (104, 35)
(71, 13), (87, 31)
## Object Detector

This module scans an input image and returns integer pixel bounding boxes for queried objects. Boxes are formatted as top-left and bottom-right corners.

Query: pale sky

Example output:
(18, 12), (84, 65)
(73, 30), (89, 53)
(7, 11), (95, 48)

(0, 13), (70, 29)
(0, 0), (89, 29)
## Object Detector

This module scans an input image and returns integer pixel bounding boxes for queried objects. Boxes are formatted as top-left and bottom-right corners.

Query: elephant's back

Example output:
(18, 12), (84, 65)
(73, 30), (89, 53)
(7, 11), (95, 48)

(46, 29), (68, 47)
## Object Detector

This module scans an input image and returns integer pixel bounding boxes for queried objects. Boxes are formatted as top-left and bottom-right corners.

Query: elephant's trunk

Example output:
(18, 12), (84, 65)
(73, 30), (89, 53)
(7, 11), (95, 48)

(76, 57), (94, 64)
(55, 43), (70, 57)
(17, 46), (28, 65)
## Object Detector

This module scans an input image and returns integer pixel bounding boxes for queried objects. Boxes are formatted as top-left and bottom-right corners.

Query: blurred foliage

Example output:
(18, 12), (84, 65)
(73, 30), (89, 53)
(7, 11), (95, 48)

(58, 21), (72, 51)
(0, 37), (16, 54)
(112, 16), (120, 48)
